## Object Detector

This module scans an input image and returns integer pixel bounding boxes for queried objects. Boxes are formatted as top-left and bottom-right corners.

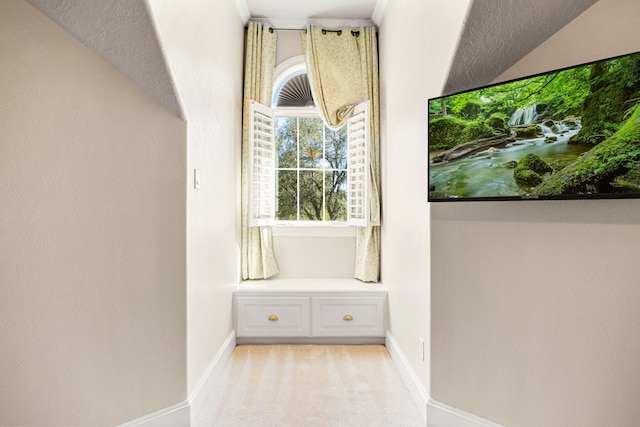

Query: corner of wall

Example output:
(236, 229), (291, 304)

(235, 0), (250, 24)
(117, 332), (237, 427)
(385, 331), (428, 423)
(427, 400), (505, 427)
(189, 332), (237, 423)
(371, 0), (389, 26)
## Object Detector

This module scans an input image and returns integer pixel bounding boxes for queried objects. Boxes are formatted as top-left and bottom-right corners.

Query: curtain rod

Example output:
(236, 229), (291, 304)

(267, 27), (360, 37)
(266, 27), (303, 32)
(250, 17), (375, 31)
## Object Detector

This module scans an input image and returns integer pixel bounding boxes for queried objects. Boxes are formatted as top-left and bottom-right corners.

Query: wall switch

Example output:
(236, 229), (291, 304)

(419, 337), (425, 361)
(194, 169), (201, 189)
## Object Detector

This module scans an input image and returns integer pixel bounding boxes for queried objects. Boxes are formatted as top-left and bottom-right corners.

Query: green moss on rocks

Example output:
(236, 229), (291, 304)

(515, 169), (544, 186)
(569, 58), (640, 145)
(533, 103), (640, 196)
(485, 113), (511, 135)
(462, 121), (494, 141)
(504, 160), (518, 168)
(513, 154), (553, 188)
(515, 125), (542, 139)
(611, 169), (640, 192)
(429, 116), (468, 151)
(517, 154), (553, 174)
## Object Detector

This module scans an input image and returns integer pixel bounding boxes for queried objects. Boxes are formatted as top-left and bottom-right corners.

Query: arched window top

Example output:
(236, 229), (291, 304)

(272, 55), (314, 108)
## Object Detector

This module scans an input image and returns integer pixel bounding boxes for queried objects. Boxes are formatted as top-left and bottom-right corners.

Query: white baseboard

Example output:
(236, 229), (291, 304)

(118, 331), (237, 427)
(236, 336), (385, 345)
(119, 330), (502, 427)
(427, 399), (504, 427)
(189, 331), (237, 423)
(385, 331), (428, 423)
(116, 401), (190, 427)
(384, 332), (504, 427)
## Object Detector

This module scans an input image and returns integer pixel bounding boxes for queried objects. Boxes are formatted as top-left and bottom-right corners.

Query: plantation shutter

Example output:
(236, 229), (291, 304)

(248, 101), (275, 227)
(346, 101), (370, 227)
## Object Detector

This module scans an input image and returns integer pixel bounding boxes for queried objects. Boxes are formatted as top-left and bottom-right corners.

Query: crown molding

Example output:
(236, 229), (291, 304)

(263, 18), (374, 30)
(235, 0), (250, 24)
(371, 0), (388, 25)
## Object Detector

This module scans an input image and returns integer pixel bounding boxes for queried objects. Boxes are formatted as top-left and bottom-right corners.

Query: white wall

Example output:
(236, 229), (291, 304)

(0, 1), (187, 425)
(430, 0), (640, 426)
(146, 0), (245, 393)
(377, 0), (471, 401)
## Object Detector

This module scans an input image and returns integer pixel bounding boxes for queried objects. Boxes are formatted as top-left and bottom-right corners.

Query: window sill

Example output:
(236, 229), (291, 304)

(271, 224), (357, 238)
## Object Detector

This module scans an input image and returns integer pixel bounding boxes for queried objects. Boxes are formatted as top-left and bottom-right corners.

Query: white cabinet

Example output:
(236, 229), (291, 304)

(233, 279), (387, 344)
(235, 296), (309, 337)
(311, 297), (384, 337)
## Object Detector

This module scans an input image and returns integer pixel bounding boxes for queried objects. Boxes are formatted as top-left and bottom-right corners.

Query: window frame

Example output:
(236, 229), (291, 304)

(272, 106), (351, 227)
(248, 100), (370, 230)
(247, 58), (370, 232)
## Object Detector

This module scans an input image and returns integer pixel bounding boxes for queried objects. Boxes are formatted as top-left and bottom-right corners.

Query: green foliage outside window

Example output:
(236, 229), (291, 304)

(275, 117), (347, 221)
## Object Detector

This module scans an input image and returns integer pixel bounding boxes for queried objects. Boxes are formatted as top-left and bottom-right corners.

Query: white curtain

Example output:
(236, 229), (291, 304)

(303, 26), (381, 282)
(241, 21), (279, 280)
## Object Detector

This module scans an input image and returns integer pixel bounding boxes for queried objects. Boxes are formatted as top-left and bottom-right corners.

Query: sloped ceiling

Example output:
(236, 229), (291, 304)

(24, 0), (599, 114)
(443, 0), (599, 95)
(25, 0), (184, 118)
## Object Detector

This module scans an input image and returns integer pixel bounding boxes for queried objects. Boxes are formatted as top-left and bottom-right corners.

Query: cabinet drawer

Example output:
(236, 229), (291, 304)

(311, 296), (384, 337)
(235, 297), (310, 337)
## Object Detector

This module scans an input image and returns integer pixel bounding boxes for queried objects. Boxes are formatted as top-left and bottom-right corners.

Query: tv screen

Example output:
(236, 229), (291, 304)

(428, 50), (640, 202)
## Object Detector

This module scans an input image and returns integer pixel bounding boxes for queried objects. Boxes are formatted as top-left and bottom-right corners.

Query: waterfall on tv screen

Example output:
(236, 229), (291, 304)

(508, 105), (538, 126)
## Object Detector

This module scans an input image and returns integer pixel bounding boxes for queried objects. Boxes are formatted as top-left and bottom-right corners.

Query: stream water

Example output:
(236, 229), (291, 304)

(429, 124), (592, 198)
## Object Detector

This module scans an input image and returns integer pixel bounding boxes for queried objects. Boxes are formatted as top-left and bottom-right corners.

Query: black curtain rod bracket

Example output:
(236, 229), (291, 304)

(320, 29), (360, 37)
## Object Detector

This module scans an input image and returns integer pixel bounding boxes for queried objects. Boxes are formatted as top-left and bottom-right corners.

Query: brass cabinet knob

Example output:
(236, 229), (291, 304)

(343, 314), (354, 321)
(268, 314), (279, 321)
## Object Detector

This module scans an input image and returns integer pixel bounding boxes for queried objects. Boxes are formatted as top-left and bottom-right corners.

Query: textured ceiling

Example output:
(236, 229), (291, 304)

(443, 0), (599, 95)
(24, 0), (597, 117)
(25, 0), (183, 118)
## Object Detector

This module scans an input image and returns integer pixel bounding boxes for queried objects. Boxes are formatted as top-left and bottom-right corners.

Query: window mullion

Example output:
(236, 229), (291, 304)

(322, 124), (326, 221)
(296, 117), (300, 221)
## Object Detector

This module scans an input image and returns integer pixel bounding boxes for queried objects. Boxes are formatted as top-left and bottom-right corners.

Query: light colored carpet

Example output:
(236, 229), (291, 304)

(193, 344), (425, 427)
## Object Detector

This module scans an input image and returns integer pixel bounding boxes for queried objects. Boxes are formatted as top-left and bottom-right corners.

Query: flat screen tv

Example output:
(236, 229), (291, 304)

(428, 50), (640, 202)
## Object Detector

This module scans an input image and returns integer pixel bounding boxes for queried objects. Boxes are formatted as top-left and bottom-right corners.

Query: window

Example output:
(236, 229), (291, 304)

(248, 64), (369, 228)
(274, 112), (348, 222)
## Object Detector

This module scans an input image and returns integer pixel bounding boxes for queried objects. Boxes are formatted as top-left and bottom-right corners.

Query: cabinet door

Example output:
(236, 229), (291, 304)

(311, 296), (384, 337)
(235, 296), (310, 337)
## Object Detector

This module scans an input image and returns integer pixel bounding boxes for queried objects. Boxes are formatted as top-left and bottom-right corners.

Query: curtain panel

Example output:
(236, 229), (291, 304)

(303, 26), (381, 282)
(241, 21), (279, 280)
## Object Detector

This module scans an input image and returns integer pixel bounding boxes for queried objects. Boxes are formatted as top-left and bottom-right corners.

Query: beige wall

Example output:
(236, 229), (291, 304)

(146, 0), (245, 393)
(276, 29), (303, 66)
(430, 0), (640, 426)
(378, 0), (471, 400)
(0, 1), (187, 425)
